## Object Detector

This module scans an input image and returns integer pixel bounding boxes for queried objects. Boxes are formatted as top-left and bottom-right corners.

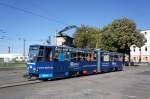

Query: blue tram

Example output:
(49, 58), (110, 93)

(26, 45), (123, 80)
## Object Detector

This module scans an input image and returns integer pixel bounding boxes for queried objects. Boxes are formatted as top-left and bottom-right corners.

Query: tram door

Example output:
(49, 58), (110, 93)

(97, 49), (101, 73)
(53, 47), (70, 74)
(101, 51), (111, 72)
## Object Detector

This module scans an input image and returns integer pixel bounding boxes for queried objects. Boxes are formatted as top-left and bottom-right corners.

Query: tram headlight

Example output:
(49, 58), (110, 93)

(29, 65), (32, 69)
(33, 68), (36, 71)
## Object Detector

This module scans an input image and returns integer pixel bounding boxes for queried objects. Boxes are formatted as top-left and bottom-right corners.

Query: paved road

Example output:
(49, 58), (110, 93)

(0, 70), (26, 85)
(0, 65), (150, 99)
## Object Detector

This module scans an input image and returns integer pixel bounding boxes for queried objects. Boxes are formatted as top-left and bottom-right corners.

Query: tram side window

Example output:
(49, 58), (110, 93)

(114, 55), (118, 61)
(119, 55), (123, 61)
(59, 48), (66, 61)
(109, 55), (113, 61)
(101, 56), (103, 61)
(93, 52), (97, 60)
(91, 52), (97, 61)
(65, 49), (70, 61)
(103, 55), (109, 62)
(71, 52), (77, 62)
(86, 53), (91, 61)
(54, 48), (60, 61)
(85, 52), (96, 61)
(77, 52), (83, 61)
(45, 48), (52, 61)
(81, 52), (86, 61)
(54, 48), (67, 61)
(82, 52), (86, 60)
(59, 52), (64, 61)
(109, 55), (118, 61)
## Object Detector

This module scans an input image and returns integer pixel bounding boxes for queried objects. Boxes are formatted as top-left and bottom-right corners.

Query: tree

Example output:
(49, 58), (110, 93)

(74, 25), (101, 48)
(101, 17), (145, 65)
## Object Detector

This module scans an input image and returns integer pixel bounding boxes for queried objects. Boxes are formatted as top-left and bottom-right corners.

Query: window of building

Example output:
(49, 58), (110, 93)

(134, 57), (136, 61)
(133, 46), (136, 52)
(145, 32), (147, 35)
(145, 57), (148, 61)
(145, 38), (147, 43)
(145, 46), (147, 51)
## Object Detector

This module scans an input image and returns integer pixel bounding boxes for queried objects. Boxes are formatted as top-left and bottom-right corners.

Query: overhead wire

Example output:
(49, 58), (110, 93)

(0, 2), (68, 25)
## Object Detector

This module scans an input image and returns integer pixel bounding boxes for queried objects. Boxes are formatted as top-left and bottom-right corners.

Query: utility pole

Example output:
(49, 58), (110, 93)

(8, 46), (10, 53)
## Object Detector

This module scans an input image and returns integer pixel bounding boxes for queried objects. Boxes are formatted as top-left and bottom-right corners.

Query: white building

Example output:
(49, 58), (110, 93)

(130, 29), (150, 63)
(56, 36), (66, 46)
(56, 33), (73, 46)
(0, 54), (28, 63)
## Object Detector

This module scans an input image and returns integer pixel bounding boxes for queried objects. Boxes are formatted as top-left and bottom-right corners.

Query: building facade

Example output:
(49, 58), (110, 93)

(0, 54), (28, 63)
(56, 33), (73, 46)
(130, 29), (150, 63)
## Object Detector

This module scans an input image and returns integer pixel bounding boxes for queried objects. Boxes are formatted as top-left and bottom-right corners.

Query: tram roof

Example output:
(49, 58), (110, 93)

(29, 45), (123, 54)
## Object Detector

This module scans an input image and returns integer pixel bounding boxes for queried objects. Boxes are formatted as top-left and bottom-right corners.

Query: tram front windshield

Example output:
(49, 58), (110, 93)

(28, 46), (39, 62)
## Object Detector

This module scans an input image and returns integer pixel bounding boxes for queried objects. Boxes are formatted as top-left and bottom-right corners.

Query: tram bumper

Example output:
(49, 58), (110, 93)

(39, 73), (53, 78)
(38, 66), (53, 79)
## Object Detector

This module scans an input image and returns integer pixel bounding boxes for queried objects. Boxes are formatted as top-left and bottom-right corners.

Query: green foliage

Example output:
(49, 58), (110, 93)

(101, 17), (145, 54)
(74, 25), (101, 48)
(73, 17), (145, 65)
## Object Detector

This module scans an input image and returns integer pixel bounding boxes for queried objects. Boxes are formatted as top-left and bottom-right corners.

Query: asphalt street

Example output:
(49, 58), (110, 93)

(0, 65), (150, 99)
(0, 70), (26, 86)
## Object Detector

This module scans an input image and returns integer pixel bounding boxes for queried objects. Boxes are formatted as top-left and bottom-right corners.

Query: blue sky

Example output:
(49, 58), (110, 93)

(0, 0), (150, 54)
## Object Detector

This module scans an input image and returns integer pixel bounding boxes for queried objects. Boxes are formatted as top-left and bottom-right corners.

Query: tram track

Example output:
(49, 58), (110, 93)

(0, 80), (42, 89)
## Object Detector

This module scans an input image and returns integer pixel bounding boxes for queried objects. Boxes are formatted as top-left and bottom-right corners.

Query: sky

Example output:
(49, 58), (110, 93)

(0, 0), (150, 54)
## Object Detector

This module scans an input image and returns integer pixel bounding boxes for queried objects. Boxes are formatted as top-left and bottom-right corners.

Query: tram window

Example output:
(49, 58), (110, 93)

(93, 53), (97, 60)
(59, 48), (67, 61)
(109, 55), (113, 61)
(82, 52), (86, 60)
(59, 52), (64, 61)
(114, 55), (118, 61)
(38, 49), (44, 57)
(66, 51), (70, 61)
(71, 52), (77, 62)
(119, 55), (123, 61)
(101, 56), (103, 61)
(77, 52), (85, 61)
(54, 48), (60, 61)
(85, 52), (96, 61)
(86, 53), (91, 61)
(54, 48), (65, 61)
(103, 55), (109, 61)
(62, 48), (69, 61)
(45, 48), (52, 61)
(82, 52), (86, 61)
(65, 48), (70, 61)
(37, 47), (45, 61)
(91, 53), (95, 61)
